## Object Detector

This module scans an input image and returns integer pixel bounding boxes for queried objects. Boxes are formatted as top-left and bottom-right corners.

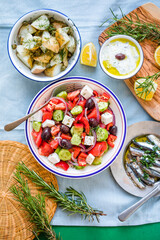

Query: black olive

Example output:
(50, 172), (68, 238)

(60, 139), (72, 149)
(115, 53), (125, 60)
(89, 118), (99, 127)
(41, 127), (51, 142)
(85, 98), (95, 109)
(60, 124), (70, 134)
(109, 125), (117, 136)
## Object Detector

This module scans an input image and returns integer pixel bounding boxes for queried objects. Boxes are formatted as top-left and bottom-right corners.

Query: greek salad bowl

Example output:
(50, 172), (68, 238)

(25, 77), (127, 178)
(7, 9), (81, 82)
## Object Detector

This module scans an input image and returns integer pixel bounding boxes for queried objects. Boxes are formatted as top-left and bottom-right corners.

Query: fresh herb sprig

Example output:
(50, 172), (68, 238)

(10, 171), (58, 240)
(17, 162), (106, 222)
(102, 8), (160, 43)
(135, 72), (160, 99)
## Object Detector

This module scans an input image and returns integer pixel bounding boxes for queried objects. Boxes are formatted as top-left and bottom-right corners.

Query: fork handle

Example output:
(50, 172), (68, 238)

(4, 107), (43, 131)
(118, 184), (160, 222)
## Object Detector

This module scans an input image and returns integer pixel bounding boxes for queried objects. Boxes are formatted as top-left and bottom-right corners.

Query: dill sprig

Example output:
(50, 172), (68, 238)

(10, 171), (58, 240)
(17, 162), (106, 222)
(135, 72), (160, 99)
(102, 8), (160, 43)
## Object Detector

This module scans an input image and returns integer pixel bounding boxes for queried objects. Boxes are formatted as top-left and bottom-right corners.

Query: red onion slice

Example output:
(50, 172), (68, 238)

(79, 144), (86, 151)
(53, 97), (68, 115)
(81, 130), (97, 153)
(91, 97), (100, 123)
(108, 107), (115, 125)
(71, 152), (78, 162)
(57, 132), (62, 146)
(84, 108), (88, 121)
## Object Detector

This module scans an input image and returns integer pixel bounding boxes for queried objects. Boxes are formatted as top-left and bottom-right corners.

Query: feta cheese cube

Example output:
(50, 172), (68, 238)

(48, 152), (60, 164)
(84, 136), (95, 146)
(42, 120), (55, 128)
(101, 112), (113, 125)
(62, 115), (74, 128)
(80, 85), (93, 99)
(86, 153), (95, 165)
(31, 110), (43, 122)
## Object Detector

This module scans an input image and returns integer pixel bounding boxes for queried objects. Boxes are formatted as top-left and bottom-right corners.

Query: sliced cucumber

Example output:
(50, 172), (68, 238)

(98, 102), (108, 112)
(71, 134), (81, 146)
(55, 146), (61, 154)
(96, 127), (108, 141)
(92, 157), (102, 165)
(53, 110), (64, 121)
(56, 91), (67, 100)
(70, 126), (83, 136)
(58, 149), (71, 161)
(75, 166), (85, 170)
(71, 105), (83, 115)
(32, 121), (41, 132)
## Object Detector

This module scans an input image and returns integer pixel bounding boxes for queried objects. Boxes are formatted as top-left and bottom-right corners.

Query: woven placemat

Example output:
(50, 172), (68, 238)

(0, 141), (58, 240)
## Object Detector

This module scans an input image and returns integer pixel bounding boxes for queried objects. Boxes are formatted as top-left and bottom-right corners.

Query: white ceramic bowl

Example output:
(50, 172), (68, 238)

(7, 9), (81, 82)
(25, 77), (127, 178)
(99, 35), (144, 80)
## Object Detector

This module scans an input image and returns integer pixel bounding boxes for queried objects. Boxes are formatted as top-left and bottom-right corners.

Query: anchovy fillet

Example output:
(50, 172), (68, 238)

(129, 146), (145, 157)
(138, 162), (160, 178)
(132, 140), (160, 155)
(126, 164), (146, 189)
(147, 134), (160, 148)
(149, 166), (160, 174)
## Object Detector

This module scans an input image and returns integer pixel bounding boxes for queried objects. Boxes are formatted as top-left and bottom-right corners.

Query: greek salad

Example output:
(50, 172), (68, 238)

(31, 85), (117, 171)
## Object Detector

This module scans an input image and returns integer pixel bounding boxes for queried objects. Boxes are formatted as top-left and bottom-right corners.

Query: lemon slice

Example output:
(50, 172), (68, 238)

(154, 46), (160, 66)
(134, 78), (157, 101)
(80, 42), (97, 67)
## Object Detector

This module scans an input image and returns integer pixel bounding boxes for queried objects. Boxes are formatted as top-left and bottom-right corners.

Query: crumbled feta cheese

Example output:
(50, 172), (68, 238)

(62, 115), (74, 128)
(31, 110), (43, 122)
(42, 120), (55, 128)
(86, 153), (95, 165)
(48, 152), (60, 164)
(80, 85), (93, 99)
(84, 136), (95, 146)
(101, 112), (113, 125)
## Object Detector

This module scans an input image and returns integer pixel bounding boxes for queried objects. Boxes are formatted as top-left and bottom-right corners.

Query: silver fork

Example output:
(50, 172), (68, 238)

(4, 82), (84, 131)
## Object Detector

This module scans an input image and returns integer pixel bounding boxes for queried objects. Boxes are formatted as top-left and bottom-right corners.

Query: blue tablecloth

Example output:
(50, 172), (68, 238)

(1, 0), (159, 226)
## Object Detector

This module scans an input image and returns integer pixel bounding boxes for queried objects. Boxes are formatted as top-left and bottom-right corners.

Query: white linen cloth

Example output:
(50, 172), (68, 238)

(0, 0), (160, 226)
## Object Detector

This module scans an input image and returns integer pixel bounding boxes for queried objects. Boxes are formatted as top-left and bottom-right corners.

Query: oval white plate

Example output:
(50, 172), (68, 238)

(110, 121), (160, 197)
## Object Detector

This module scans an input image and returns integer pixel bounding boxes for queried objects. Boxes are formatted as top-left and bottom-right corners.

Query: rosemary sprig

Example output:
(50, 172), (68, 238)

(102, 8), (160, 43)
(135, 72), (160, 99)
(10, 171), (58, 240)
(17, 162), (106, 222)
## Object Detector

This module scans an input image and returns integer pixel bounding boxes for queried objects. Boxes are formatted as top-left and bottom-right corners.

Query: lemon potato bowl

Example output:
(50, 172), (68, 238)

(99, 35), (144, 80)
(7, 9), (81, 82)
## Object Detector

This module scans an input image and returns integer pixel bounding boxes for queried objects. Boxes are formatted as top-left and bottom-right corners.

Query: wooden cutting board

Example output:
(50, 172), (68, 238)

(99, 2), (160, 121)
(0, 141), (58, 240)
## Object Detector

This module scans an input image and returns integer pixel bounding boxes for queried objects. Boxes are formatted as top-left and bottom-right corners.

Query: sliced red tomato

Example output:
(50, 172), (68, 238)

(100, 92), (110, 101)
(107, 134), (117, 148)
(38, 141), (53, 156)
(67, 90), (80, 101)
(49, 139), (59, 149)
(67, 101), (74, 111)
(87, 108), (97, 119)
(80, 117), (90, 134)
(71, 146), (81, 158)
(74, 123), (83, 129)
(45, 98), (59, 112)
(32, 128), (42, 147)
(93, 90), (98, 97)
(42, 111), (53, 123)
(54, 103), (66, 110)
(55, 161), (69, 171)
(99, 123), (106, 128)
(106, 122), (113, 131)
(78, 99), (86, 108)
(73, 96), (79, 106)
(51, 125), (60, 136)
(78, 152), (87, 166)
(89, 142), (108, 157)
(75, 109), (84, 122)
(81, 132), (86, 144)
(61, 134), (72, 140)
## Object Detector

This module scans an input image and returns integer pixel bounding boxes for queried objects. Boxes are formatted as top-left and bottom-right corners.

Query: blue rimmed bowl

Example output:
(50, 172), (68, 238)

(7, 9), (81, 82)
(25, 76), (127, 178)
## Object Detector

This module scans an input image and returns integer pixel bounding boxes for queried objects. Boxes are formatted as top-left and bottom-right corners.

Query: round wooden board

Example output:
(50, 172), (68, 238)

(0, 141), (58, 240)
(110, 121), (160, 197)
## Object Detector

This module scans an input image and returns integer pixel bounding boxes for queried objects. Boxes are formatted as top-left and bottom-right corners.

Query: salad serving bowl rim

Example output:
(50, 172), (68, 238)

(25, 76), (127, 178)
